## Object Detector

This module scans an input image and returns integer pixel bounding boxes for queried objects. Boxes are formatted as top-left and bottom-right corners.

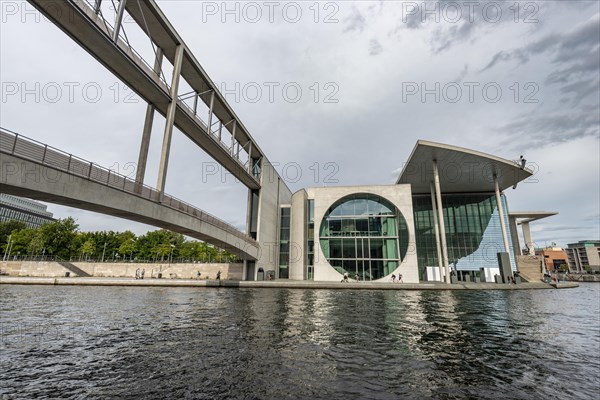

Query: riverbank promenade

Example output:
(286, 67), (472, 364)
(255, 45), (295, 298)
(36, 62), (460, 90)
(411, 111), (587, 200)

(0, 276), (578, 290)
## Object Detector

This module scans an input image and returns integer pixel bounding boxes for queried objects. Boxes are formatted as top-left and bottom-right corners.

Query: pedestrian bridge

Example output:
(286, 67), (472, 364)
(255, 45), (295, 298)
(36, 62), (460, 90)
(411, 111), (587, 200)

(0, 129), (259, 260)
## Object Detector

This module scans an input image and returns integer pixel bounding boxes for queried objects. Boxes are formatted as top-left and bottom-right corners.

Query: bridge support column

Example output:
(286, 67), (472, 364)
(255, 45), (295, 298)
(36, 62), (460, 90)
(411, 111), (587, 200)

(112, 0), (127, 42)
(135, 48), (163, 193)
(207, 90), (215, 135)
(230, 120), (237, 157)
(156, 44), (184, 199)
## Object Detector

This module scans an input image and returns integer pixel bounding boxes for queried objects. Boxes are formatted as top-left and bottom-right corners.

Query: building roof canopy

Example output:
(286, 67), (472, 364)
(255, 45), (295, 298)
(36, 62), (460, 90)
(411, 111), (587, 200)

(396, 140), (533, 194)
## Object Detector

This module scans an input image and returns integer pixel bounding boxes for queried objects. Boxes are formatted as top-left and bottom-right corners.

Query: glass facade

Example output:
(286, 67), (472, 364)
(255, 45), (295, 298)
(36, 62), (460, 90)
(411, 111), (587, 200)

(306, 199), (315, 280)
(278, 207), (291, 279)
(319, 194), (409, 280)
(0, 194), (54, 229)
(412, 193), (515, 280)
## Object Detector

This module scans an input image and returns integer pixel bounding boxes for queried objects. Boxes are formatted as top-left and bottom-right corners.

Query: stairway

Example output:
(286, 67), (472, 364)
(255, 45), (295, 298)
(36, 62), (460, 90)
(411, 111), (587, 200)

(57, 261), (92, 277)
(516, 255), (544, 282)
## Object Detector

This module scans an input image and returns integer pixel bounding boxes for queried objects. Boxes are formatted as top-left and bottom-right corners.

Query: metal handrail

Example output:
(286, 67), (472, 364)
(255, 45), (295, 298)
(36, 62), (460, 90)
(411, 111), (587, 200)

(0, 128), (252, 242)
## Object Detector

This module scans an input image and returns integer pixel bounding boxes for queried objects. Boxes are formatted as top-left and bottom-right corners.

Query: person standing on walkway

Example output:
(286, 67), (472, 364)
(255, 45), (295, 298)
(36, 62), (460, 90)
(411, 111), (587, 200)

(216, 270), (221, 280)
(135, 268), (140, 279)
(398, 274), (403, 283)
(141, 269), (145, 279)
(342, 272), (349, 282)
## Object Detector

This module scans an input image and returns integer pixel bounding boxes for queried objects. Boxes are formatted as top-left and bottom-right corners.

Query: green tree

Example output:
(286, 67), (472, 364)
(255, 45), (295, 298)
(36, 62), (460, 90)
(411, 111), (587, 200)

(8, 228), (38, 257)
(39, 218), (79, 259)
(0, 220), (27, 246)
(118, 231), (137, 261)
(81, 238), (96, 261)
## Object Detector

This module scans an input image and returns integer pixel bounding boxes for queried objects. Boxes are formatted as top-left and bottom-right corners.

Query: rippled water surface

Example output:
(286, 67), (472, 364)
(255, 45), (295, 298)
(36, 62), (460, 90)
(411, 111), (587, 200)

(1, 284), (599, 399)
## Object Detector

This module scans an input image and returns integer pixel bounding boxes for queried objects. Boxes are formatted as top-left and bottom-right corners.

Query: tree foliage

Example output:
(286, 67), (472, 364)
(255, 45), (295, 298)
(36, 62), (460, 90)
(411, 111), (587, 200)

(0, 218), (239, 263)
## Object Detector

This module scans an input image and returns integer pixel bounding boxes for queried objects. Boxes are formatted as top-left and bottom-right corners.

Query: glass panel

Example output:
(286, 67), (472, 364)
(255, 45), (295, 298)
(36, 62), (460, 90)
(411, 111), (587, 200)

(342, 239), (356, 258)
(385, 239), (398, 259)
(329, 219), (341, 236)
(330, 239), (342, 258)
(320, 239), (330, 258)
(354, 199), (368, 215)
(382, 217), (397, 236)
(355, 218), (369, 234)
(370, 238), (384, 259)
(342, 219), (355, 235)
(341, 200), (355, 216)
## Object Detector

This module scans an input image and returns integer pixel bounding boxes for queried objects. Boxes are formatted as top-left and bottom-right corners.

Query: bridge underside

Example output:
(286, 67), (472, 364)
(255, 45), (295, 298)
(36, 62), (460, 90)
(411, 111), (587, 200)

(1, 153), (258, 260)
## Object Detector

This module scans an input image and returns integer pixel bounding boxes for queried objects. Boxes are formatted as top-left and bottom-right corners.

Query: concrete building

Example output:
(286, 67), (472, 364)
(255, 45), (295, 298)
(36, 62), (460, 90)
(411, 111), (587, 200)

(260, 141), (545, 283)
(535, 247), (568, 272)
(0, 194), (54, 228)
(565, 241), (600, 273)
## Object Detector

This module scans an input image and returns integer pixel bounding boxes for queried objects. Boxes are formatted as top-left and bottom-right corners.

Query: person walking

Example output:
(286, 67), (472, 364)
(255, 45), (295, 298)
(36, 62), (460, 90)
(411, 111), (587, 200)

(342, 272), (349, 283)
(391, 274), (397, 283)
(398, 273), (403, 283)
(216, 270), (221, 280)
(197, 270), (201, 280)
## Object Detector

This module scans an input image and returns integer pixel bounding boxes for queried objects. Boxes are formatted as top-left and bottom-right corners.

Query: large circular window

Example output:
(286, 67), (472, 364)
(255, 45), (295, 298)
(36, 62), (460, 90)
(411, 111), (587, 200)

(319, 193), (409, 280)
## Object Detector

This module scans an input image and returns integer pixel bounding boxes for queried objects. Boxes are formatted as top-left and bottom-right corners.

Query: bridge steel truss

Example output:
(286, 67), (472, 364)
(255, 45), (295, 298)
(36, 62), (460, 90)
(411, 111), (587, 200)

(26, 0), (264, 193)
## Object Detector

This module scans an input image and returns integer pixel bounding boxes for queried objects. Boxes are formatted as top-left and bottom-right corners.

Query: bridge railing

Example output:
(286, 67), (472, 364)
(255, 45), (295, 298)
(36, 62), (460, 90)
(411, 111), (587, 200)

(0, 128), (253, 243)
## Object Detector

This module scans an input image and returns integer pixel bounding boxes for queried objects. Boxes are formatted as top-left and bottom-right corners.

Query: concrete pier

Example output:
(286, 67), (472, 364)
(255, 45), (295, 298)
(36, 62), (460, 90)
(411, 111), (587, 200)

(0, 276), (578, 290)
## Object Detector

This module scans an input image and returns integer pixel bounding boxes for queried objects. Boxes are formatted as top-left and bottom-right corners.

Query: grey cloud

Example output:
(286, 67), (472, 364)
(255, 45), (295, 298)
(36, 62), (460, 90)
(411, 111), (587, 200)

(368, 38), (383, 56)
(482, 13), (600, 106)
(496, 106), (599, 150)
(344, 7), (366, 33)
(454, 64), (469, 83)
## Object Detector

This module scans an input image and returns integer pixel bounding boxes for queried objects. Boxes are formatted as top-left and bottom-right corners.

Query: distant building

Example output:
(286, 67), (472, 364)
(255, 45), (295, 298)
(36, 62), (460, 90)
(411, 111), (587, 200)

(565, 241), (600, 273)
(535, 247), (568, 272)
(0, 194), (54, 229)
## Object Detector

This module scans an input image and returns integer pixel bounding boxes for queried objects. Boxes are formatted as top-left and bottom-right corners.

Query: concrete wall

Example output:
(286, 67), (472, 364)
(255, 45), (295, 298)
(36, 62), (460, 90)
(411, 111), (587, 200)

(251, 159), (292, 279)
(1, 261), (74, 277)
(0, 261), (242, 279)
(305, 185), (419, 283)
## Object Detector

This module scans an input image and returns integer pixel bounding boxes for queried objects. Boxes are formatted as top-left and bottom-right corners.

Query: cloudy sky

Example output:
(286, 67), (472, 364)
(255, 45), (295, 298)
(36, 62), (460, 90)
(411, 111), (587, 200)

(1, 0), (598, 248)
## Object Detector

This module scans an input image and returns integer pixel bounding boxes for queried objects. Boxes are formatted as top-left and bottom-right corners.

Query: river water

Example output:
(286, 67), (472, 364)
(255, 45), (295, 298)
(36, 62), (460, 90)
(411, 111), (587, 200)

(1, 284), (599, 399)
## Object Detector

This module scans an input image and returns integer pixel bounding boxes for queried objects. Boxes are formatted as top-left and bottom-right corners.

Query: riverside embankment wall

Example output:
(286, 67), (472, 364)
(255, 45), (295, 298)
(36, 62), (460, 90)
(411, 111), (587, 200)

(0, 261), (242, 280)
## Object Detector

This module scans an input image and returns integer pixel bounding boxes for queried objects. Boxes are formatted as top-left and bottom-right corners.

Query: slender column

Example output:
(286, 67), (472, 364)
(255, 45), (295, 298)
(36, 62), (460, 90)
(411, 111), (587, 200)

(193, 93), (198, 115)
(521, 221), (534, 255)
(94, 0), (102, 14)
(433, 160), (450, 283)
(207, 90), (215, 134)
(112, 0), (127, 42)
(231, 120), (237, 156)
(156, 44), (184, 198)
(218, 121), (223, 141)
(135, 48), (163, 192)
(494, 175), (512, 255)
(430, 182), (444, 282)
(248, 142), (253, 173)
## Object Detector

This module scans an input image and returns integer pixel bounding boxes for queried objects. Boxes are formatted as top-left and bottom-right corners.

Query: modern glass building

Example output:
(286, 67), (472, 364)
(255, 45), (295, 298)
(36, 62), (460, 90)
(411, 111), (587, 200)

(0, 193), (54, 228)
(279, 141), (534, 283)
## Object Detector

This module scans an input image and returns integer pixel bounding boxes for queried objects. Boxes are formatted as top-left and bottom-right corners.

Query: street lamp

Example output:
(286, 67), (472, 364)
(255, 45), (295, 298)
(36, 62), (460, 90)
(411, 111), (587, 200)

(169, 244), (175, 266)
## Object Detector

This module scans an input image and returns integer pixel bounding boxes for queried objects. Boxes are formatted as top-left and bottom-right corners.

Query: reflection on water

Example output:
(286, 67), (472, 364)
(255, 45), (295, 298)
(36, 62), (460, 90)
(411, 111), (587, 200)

(1, 284), (598, 399)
